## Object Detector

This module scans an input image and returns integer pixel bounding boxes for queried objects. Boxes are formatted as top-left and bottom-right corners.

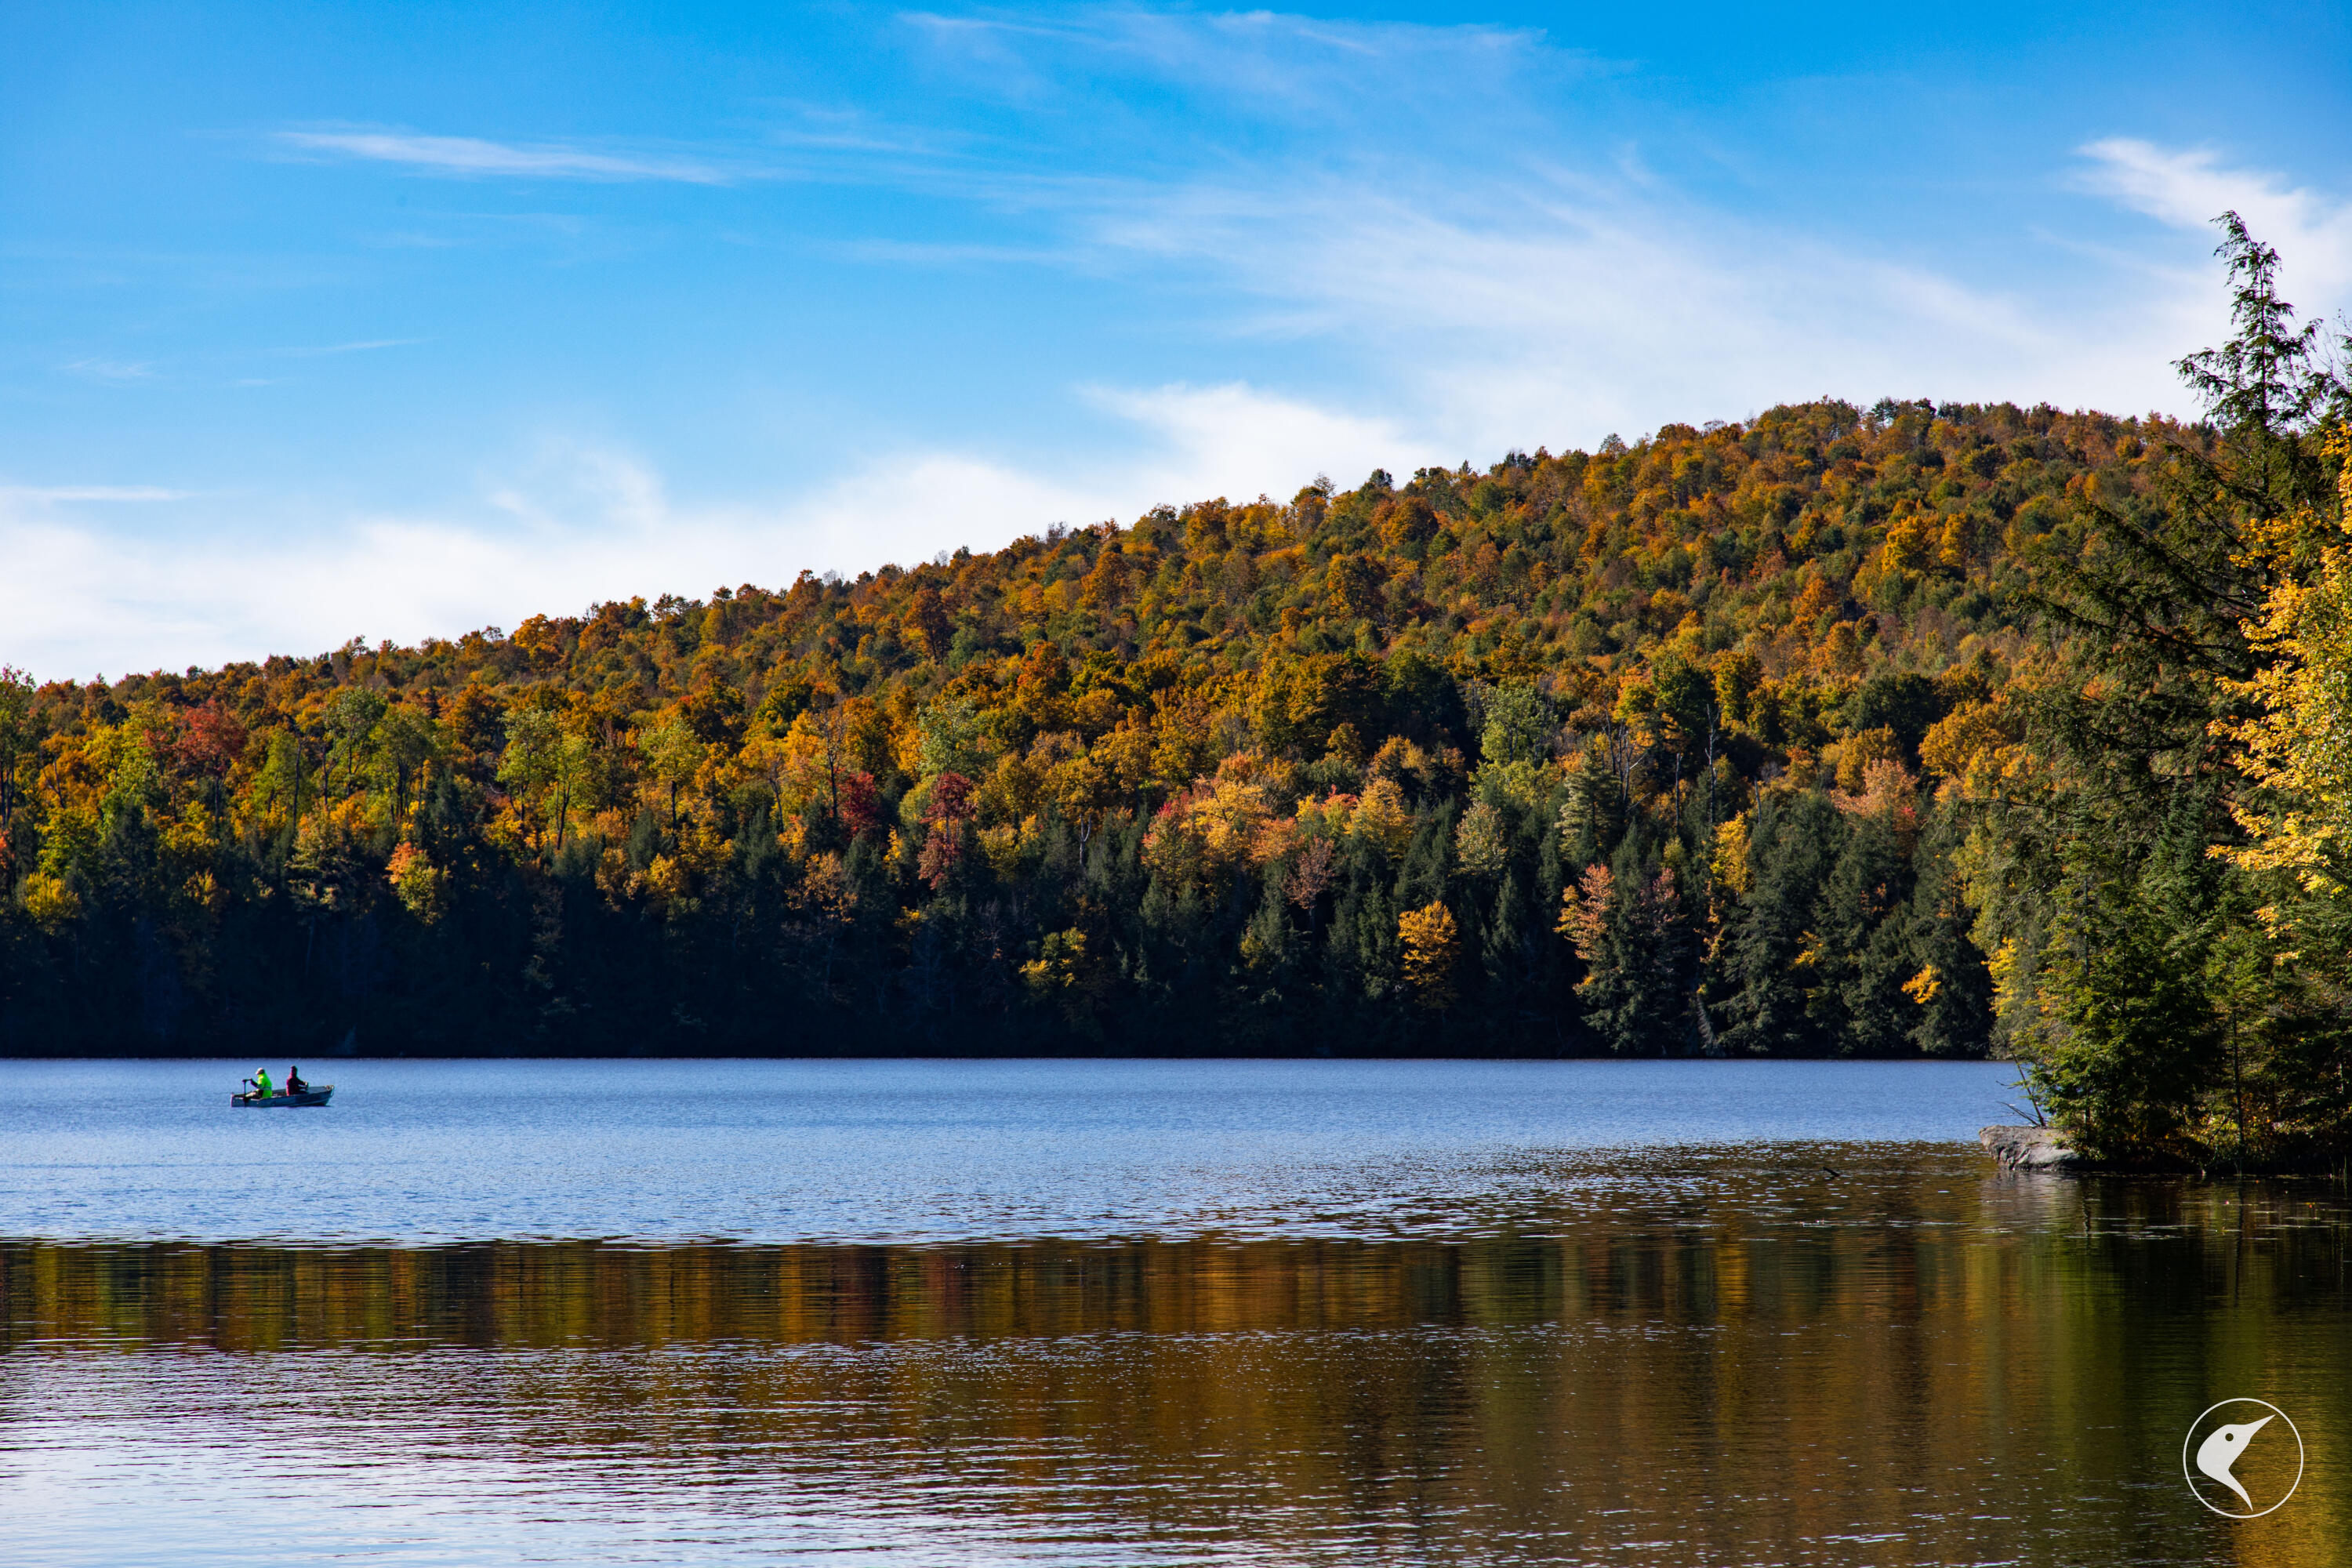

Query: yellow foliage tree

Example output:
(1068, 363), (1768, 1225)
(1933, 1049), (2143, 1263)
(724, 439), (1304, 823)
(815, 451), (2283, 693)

(639, 713), (708, 828)
(2216, 440), (2352, 903)
(1398, 899), (1459, 1010)
(1351, 776), (1414, 855)
(386, 840), (448, 924)
(18, 872), (80, 932)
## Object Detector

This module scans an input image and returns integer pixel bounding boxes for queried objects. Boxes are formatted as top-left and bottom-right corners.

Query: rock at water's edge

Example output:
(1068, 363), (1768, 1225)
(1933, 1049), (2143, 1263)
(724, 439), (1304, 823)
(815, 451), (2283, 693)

(1981, 1125), (2085, 1171)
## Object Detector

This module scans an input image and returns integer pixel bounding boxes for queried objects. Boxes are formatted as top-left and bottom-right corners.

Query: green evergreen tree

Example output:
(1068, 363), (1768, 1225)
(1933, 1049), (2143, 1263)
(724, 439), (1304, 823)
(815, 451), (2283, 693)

(1715, 790), (1840, 1055)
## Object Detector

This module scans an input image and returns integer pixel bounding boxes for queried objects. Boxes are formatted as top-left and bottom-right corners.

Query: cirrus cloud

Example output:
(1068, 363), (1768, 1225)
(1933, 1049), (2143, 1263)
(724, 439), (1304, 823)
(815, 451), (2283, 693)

(274, 129), (731, 184)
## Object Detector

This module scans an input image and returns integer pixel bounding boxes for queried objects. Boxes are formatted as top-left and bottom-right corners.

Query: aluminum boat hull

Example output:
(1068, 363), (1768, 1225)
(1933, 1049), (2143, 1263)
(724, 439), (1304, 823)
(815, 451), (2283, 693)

(231, 1087), (333, 1107)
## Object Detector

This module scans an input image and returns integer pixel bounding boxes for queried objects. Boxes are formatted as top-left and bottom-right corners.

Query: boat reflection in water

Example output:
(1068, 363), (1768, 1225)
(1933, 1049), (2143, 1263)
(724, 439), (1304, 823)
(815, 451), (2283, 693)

(2, 1149), (2344, 1566)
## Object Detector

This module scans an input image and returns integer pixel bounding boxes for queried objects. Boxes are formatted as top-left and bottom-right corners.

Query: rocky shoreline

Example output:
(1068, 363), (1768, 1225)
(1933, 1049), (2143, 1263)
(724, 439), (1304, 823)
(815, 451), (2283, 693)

(1980, 1125), (2085, 1171)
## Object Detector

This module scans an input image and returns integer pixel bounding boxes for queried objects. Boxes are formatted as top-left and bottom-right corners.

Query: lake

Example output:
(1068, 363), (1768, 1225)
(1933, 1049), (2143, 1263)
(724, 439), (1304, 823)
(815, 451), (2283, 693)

(0, 1058), (2343, 1566)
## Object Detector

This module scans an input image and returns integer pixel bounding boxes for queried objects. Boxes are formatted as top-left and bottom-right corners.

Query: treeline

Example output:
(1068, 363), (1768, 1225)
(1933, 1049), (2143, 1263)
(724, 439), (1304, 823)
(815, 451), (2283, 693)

(0, 394), (2073, 1062)
(2, 221), (2348, 1163)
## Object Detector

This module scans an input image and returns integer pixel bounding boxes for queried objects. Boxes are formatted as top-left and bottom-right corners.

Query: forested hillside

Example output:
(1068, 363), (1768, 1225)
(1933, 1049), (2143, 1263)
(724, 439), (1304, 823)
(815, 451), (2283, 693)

(5, 222), (2349, 1172)
(0, 395), (2150, 1059)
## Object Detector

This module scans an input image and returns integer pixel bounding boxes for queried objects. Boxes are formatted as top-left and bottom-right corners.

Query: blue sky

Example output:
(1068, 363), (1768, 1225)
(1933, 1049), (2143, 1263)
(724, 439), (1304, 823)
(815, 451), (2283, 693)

(4, 1), (2348, 679)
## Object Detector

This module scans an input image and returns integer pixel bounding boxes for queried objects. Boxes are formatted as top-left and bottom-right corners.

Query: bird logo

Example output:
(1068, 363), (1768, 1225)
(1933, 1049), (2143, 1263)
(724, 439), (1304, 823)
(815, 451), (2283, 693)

(2195, 1417), (2269, 1508)
(2182, 1399), (2303, 1518)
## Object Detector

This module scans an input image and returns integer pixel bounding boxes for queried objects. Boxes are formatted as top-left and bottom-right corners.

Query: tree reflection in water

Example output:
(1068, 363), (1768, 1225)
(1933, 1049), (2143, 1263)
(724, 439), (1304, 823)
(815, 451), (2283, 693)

(2, 1151), (2344, 1566)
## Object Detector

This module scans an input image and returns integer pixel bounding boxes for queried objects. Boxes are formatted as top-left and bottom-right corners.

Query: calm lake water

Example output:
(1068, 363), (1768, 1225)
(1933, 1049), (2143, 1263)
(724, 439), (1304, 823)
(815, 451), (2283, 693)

(0, 1058), (2343, 1566)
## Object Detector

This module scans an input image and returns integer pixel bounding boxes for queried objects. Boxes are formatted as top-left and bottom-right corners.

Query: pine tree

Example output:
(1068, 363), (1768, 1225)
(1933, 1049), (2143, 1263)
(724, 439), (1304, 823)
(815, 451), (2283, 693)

(1715, 789), (1840, 1055)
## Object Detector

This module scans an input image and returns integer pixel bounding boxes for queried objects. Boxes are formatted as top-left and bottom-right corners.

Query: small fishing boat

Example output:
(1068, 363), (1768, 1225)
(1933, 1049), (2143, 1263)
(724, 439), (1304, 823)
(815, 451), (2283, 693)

(232, 1084), (333, 1108)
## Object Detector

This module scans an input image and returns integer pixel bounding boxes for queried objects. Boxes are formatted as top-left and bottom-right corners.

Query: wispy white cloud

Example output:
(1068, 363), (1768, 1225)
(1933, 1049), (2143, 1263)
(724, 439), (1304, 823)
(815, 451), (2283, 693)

(1078, 164), (2209, 452)
(0, 383), (1397, 677)
(904, 9), (1588, 136)
(2076, 137), (2352, 299)
(273, 337), (430, 358)
(897, 12), (2334, 441)
(1081, 380), (1412, 499)
(60, 357), (162, 384)
(59, 338), (427, 395)
(275, 129), (731, 184)
(26, 9), (2347, 681)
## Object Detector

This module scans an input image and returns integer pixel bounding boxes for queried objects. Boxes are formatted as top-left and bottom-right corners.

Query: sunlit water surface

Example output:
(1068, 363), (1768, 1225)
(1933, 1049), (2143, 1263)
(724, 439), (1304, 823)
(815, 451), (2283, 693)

(1, 1058), (2344, 1566)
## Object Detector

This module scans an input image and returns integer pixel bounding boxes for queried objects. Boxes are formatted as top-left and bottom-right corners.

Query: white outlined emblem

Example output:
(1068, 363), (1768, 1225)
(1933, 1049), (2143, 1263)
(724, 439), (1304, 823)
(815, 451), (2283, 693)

(2183, 1399), (2303, 1518)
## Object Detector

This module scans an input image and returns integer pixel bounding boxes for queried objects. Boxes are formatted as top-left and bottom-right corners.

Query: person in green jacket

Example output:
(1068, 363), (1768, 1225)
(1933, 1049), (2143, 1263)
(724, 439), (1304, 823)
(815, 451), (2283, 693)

(253, 1068), (274, 1099)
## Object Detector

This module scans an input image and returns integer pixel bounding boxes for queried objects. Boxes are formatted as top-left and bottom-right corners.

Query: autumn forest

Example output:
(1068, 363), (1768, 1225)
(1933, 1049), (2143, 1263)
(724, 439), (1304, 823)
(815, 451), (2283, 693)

(4, 220), (2349, 1168)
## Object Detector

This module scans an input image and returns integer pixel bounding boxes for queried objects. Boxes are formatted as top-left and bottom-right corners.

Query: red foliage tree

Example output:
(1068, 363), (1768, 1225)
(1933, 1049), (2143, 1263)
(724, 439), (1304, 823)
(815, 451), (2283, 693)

(838, 770), (885, 840)
(175, 701), (249, 781)
(916, 771), (976, 887)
